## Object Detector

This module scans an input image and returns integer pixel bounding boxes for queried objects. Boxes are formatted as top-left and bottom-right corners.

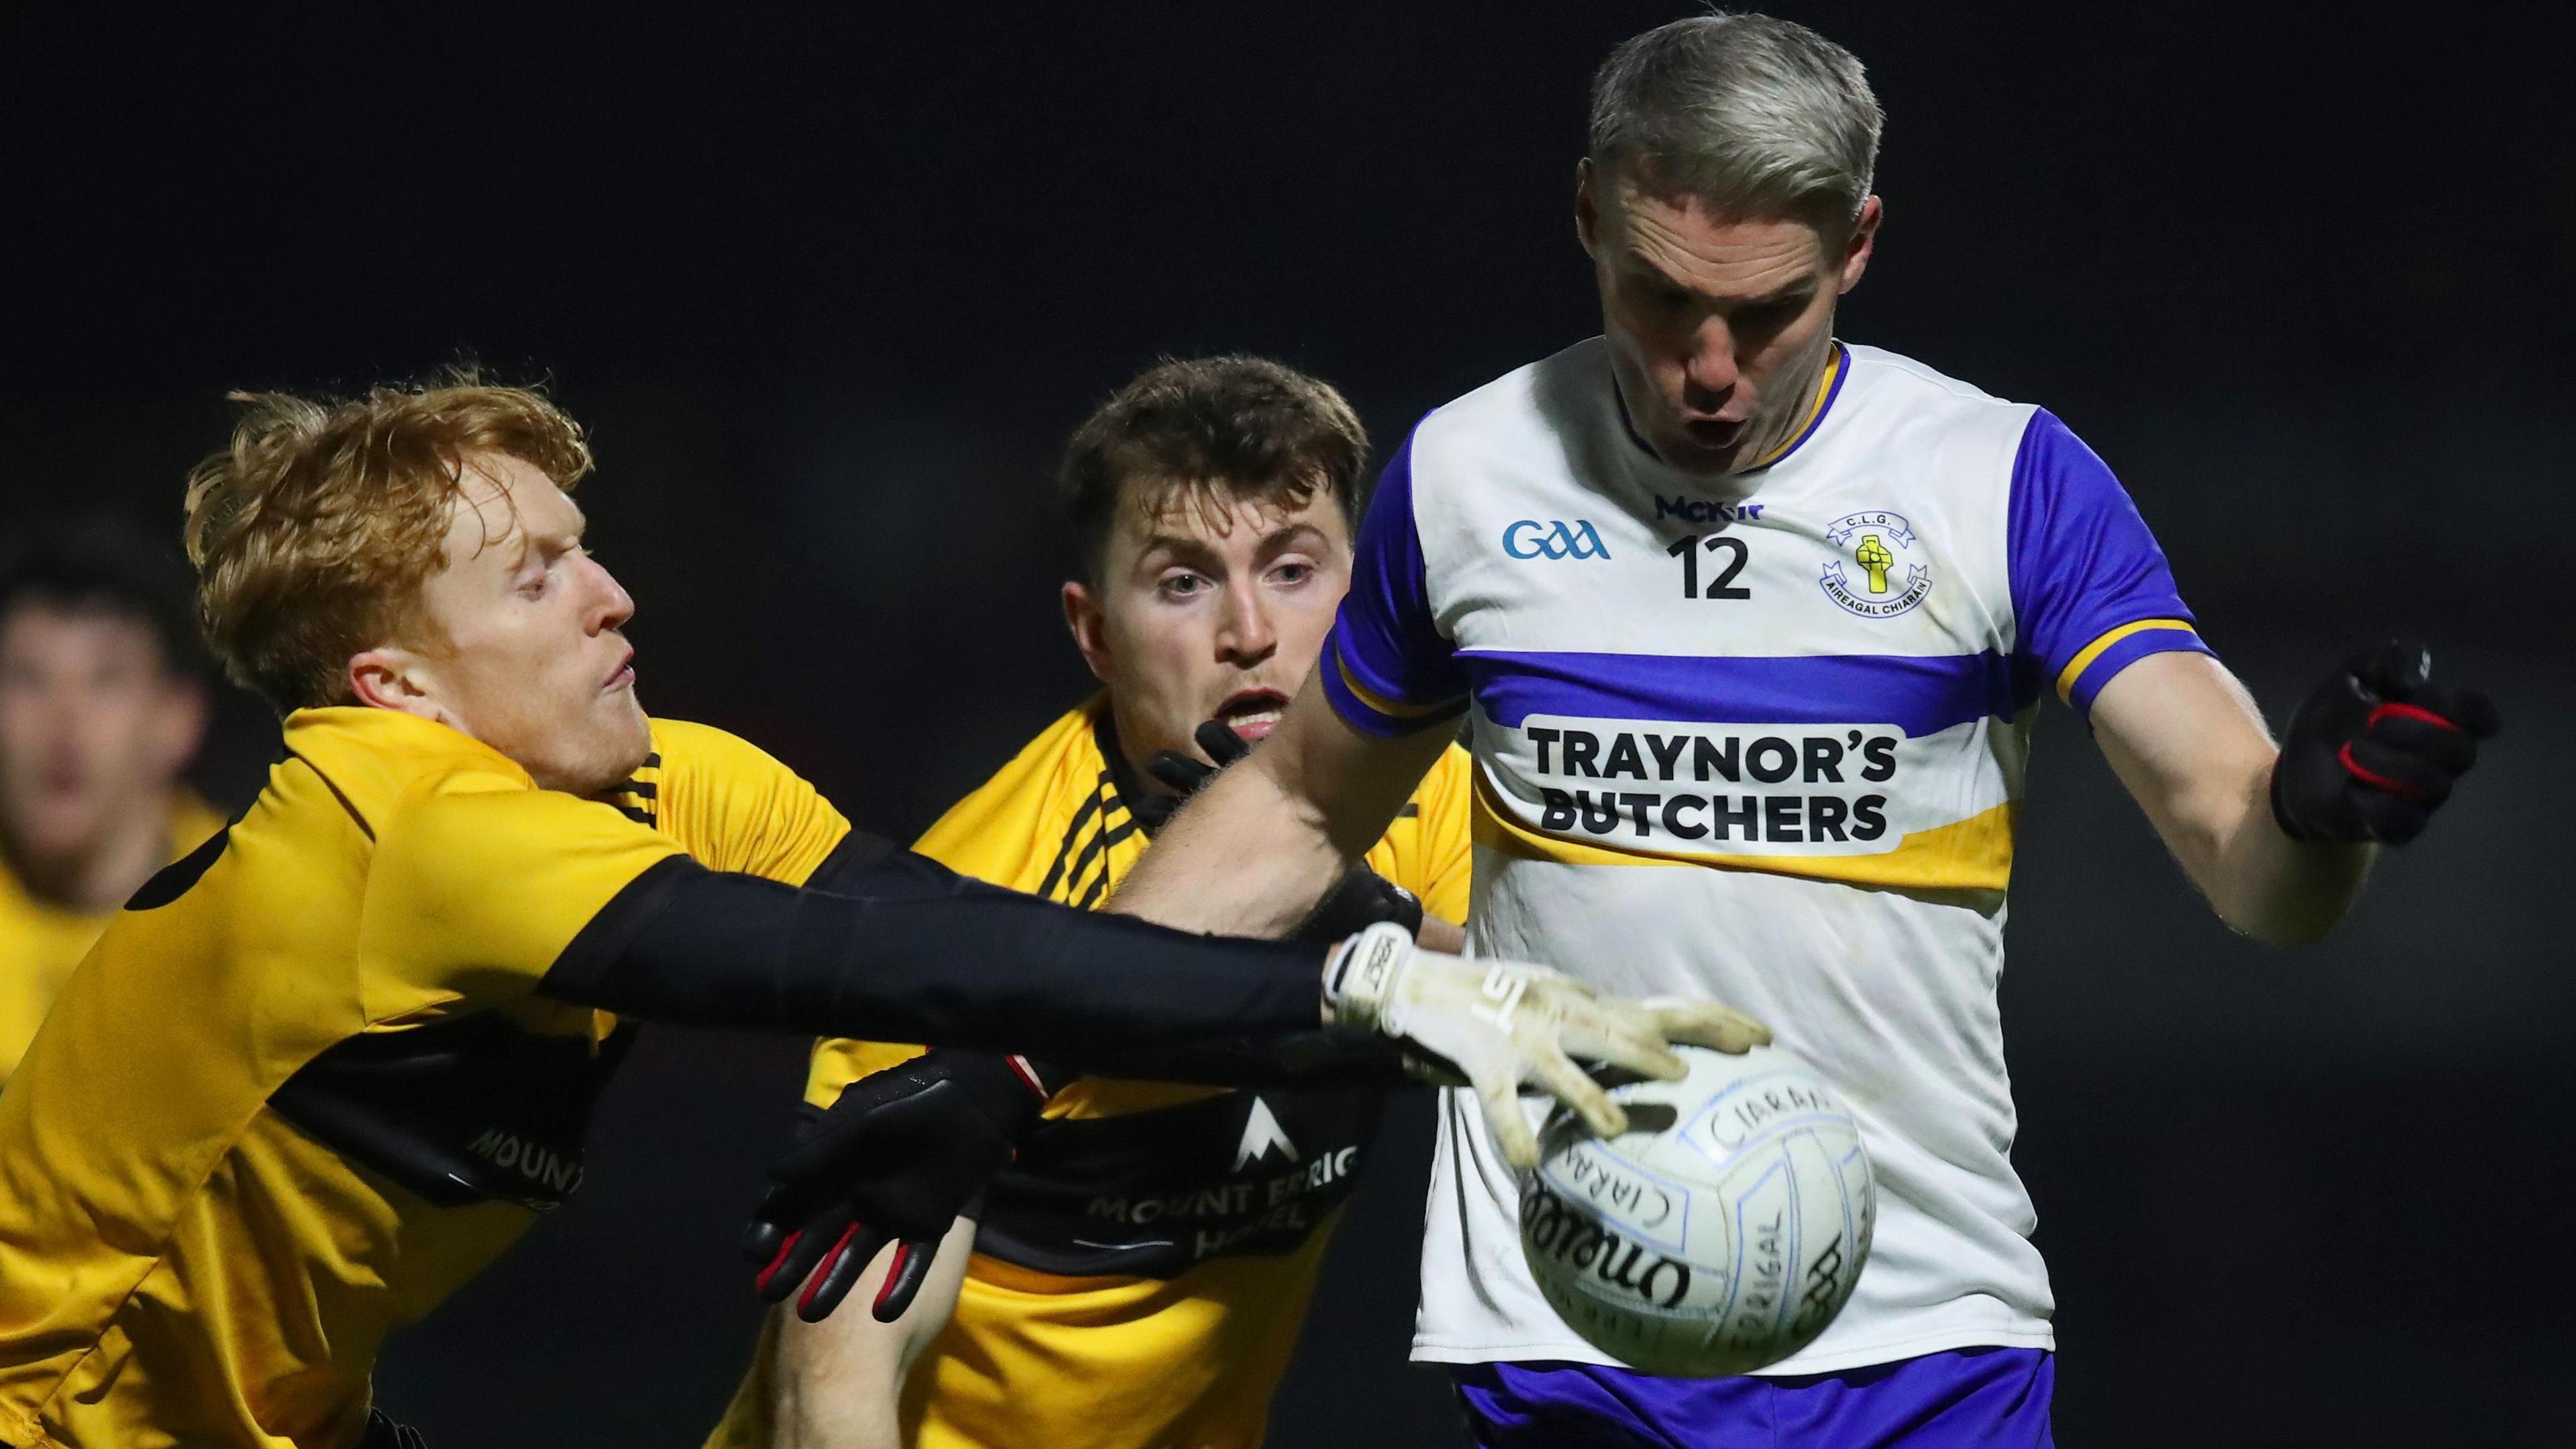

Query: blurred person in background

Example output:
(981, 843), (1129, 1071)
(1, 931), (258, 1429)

(712, 357), (1476, 1449)
(0, 529), (217, 1086)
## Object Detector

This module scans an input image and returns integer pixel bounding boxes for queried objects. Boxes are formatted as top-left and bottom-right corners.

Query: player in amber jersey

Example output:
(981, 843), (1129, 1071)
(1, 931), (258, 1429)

(717, 708), (1472, 1449)
(0, 705), (853, 1448)
(711, 355), (1477, 1449)
(0, 532), (218, 1085)
(0, 376), (1750, 1449)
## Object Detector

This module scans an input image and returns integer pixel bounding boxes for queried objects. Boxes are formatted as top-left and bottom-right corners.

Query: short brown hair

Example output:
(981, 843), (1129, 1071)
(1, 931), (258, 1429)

(0, 522), (203, 680)
(1057, 356), (1368, 582)
(181, 373), (592, 714)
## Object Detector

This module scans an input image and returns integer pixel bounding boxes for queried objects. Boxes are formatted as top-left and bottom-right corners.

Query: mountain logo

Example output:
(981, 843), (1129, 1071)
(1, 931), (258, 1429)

(1234, 1096), (1301, 1170)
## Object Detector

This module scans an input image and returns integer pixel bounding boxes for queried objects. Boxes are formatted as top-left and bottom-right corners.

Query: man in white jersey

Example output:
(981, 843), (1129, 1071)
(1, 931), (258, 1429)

(1110, 15), (2498, 1445)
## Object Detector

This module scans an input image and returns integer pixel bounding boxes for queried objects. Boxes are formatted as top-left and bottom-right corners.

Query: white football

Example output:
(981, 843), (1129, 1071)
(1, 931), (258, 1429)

(1519, 1042), (1874, 1377)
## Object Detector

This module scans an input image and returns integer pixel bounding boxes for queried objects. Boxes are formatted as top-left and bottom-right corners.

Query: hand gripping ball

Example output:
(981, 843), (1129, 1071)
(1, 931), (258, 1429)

(1520, 1042), (1874, 1377)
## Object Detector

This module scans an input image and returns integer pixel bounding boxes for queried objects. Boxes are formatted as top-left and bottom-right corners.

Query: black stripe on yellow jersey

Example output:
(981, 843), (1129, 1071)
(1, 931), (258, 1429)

(1034, 763), (1124, 907)
(601, 751), (663, 827)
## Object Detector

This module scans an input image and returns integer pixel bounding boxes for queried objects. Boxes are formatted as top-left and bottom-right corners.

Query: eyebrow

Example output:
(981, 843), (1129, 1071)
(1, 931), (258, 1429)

(539, 511), (592, 555)
(1256, 521), (1330, 552)
(1623, 256), (1817, 311)
(1137, 520), (1329, 559)
(1734, 280), (1817, 310)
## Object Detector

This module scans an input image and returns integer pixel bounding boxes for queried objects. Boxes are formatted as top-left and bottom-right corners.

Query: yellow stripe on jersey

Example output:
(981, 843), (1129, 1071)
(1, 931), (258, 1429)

(0, 708), (847, 1449)
(1334, 647), (1462, 721)
(1470, 766), (2016, 895)
(2054, 617), (2196, 704)
(1742, 341), (1846, 472)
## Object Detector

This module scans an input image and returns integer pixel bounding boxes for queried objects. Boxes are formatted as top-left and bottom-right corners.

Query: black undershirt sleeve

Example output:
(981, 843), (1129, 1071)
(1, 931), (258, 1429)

(539, 833), (1405, 1087)
(798, 826), (951, 897)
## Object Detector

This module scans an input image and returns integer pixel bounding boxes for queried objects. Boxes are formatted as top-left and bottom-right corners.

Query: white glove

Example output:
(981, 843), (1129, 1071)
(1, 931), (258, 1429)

(1322, 922), (1769, 1169)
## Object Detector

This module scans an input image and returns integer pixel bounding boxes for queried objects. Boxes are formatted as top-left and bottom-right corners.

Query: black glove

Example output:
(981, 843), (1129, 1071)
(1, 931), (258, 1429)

(1141, 719), (1424, 943)
(2269, 640), (2499, 845)
(745, 1049), (1055, 1322)
(1129, 717), (1256, 831)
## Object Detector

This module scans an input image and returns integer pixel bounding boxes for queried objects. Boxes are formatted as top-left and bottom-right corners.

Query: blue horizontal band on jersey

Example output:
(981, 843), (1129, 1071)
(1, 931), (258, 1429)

(1461, 648), (2039, 738)
(1320, 635), (1468, 737)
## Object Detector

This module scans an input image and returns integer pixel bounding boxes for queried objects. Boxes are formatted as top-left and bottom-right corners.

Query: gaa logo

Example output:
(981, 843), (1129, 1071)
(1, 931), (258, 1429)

(1819, 511), (1931, 619)
(1503, 519), (1612, 560)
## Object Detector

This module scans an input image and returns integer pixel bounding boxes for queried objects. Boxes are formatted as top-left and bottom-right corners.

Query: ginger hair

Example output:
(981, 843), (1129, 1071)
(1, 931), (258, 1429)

(182, 372), (592, 714)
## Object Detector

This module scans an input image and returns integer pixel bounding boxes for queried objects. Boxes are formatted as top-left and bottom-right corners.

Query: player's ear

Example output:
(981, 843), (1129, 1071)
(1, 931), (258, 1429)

(1574, 158), (1603, 259)
(150, 676), (209, 774)
(1061, 581), (1116, 687)
(1836, 195), (1882, 294)
(347, 647), (443, 721)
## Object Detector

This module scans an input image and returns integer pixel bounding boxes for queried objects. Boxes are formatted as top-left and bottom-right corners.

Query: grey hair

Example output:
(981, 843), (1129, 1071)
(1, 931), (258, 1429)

(1588, 13), (1883, 241)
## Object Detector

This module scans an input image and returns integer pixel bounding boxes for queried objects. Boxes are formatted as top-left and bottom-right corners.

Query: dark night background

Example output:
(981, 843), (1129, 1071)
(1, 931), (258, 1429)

(5, 3), (2571, 1445)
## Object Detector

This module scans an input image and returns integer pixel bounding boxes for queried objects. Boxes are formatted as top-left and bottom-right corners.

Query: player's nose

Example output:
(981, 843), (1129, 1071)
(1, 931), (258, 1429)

(1682, 318), (1739, 401)
(1215, 581), (1277, 663)
(584, 558), (636, 633)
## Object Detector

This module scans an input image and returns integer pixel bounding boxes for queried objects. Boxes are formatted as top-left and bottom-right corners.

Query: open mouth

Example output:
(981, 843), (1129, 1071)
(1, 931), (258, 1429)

(1682, 416), (1746, 448)
(604, 647), (636, 691)
(1214, 688), (1290, 742)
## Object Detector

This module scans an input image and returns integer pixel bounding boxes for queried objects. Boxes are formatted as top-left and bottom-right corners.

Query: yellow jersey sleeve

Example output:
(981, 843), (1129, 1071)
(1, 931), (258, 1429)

(357, 765), (686, 1022)
(908, 755), (1075, 896)
(1411, 744), (1477, 925)
(637, 718), (853, 886)
(1357, 741), (1476, 926)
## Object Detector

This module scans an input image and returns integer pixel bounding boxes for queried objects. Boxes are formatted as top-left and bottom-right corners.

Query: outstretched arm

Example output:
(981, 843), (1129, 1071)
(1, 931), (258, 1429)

(523, 835), (1756, 1168)
(1997, 413), (2496, 945)
(537, 841), (1336, 1081)
(370, 759), (1756, 1172)
(2090, 643), (2496, 946)
(2091, 652), (2368, 945)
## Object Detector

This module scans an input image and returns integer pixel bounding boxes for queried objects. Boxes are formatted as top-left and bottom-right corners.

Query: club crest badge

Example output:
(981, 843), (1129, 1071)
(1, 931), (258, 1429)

(1820, 511), (1932, 619)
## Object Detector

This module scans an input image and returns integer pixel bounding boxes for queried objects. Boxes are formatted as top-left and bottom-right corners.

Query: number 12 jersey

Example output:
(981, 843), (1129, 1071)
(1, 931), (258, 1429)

(1321, 337), (2212, 1375)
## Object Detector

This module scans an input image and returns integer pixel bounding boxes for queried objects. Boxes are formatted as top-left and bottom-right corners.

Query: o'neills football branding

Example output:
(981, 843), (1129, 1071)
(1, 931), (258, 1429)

(1520, 1183), (1692, 1309)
